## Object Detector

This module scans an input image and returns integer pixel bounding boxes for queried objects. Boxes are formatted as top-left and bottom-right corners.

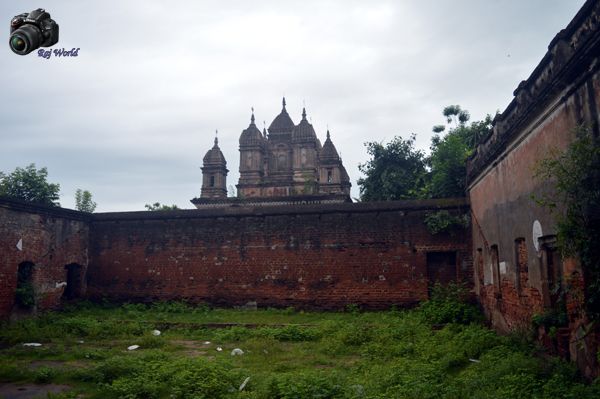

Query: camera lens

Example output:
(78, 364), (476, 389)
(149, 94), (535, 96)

(9, 24), (42, 55)
(10, 36), (26, 52)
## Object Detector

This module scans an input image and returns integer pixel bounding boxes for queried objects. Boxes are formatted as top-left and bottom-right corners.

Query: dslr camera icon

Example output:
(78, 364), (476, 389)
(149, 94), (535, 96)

(10, 8), (59, 55)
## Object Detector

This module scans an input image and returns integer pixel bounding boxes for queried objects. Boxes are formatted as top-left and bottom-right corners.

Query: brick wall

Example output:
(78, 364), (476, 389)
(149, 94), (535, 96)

(87, 199), (471, 309)
(0, 198), (90, 318)
(467, 0), (600, 377)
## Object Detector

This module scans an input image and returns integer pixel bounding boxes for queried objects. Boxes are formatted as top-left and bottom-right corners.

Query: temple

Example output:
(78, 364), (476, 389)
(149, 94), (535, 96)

(191, 98), (352, 208)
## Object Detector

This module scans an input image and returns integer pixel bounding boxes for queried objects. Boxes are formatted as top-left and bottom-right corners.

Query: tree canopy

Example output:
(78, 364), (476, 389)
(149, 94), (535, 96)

(0, 163), (60, 206)
(358, 106), (494, 201)
(75, 189), (97, 213)
(358, 134), (428, 201)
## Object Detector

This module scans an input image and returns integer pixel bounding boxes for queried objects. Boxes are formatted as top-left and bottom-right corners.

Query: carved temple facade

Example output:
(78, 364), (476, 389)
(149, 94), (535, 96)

(191, 99), (352, 208)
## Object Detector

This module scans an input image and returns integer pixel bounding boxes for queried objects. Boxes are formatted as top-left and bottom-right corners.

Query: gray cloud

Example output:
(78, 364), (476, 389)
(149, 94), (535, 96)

(0, 0), (586, 211)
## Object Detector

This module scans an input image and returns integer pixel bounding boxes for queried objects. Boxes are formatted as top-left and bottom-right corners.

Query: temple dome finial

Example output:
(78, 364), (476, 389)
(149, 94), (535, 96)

(282, 97), (286, 109)
(214, 130), (219, 147)
(302, 107), (307, 120)
(251, 107), (255, 124)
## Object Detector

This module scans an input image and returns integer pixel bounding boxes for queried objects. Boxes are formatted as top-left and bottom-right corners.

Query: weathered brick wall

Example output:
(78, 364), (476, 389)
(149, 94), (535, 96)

(0, 198), (90, 318)
(467, 0), (600, 377)
(87, 199), (471, 309)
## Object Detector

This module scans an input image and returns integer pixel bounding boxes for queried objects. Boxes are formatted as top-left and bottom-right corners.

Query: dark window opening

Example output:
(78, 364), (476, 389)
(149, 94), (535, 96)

(514, 238), (527, 292)
(327, 169), (333, 183)
(426, 251), (457, 295)
(63, 263), (83, 300)
(544, 245), (563, 309)
(15, 261), (35, 309)
(210, 175), (215, 187)
(476, 248), (484, 286)
(490, 245), (500, 293)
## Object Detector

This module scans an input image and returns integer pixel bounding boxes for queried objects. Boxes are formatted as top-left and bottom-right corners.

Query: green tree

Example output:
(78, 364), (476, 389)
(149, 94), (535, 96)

(144, 202), (180, 211)
(0, 163), (60, 206)
(358, 134), (428, 201)
(427, 109), (493, 198)
(75, 189), (97, 213)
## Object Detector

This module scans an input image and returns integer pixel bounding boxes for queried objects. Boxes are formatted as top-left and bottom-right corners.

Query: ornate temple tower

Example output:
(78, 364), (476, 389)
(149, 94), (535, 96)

(237, 111), (266, 198)
(292, 107), (320, 194)
(318, 130), (351, 195)
(264, 98), (295, 197)
(200, 135), (228, 199)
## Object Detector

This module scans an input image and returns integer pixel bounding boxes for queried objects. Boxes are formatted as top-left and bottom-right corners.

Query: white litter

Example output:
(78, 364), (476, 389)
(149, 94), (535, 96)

(23, 343), (42, 347)
(151, 330), (161, 336)
(77, 340), (84, 344)
(216, 347), (223, 352)
(239, 377), (250, 391)
(231, 348), (244, 356)
(127, 345), (140, 351)
(203, 341), (211, 345)
(469, 358), (481, 363)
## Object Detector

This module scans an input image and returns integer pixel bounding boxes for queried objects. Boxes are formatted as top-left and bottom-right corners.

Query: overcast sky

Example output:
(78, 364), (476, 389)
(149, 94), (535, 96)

(0, 1), (587, 211)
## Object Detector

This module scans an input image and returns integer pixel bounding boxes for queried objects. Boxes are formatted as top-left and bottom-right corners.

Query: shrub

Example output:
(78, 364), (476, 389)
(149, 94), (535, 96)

(266, 371), (348, 399)
(33, 366), (57, 383)
(417, 282), (483, 325)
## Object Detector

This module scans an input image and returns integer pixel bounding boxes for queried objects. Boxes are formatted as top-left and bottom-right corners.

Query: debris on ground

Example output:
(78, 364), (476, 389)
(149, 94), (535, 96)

(239, 377), (250, 391)
(22, 343), (42, 347)
(469, 358), (481, 363)
(231, 348), (244, 356)
(216, 347), (223, 352)
(152, 329), (161, 336)
(127, 345), (140, 351)
(203, 341), (211, 345)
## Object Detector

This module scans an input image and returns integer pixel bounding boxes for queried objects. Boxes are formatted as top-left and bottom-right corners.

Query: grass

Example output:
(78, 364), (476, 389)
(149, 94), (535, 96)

(0, 293), (598, 398)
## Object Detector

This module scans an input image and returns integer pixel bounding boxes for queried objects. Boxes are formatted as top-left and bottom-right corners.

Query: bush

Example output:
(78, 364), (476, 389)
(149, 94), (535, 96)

(105, 358), (237, 399)
(417, 282), (483, 325)
(266, 371), (348, 399)
(33, 366), (57, 383)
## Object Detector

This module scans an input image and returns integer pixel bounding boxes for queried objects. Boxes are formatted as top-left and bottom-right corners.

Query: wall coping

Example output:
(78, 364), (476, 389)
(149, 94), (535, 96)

(0, 196), (91, 221)
(92, 198), (469, 222)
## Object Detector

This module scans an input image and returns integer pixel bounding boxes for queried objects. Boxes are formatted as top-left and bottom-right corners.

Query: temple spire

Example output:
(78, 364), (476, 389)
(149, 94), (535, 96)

(251, 107), (255, 124)
(282, 97), (286, 110)
(302, 107), (307, 120)
(326, 129), (330, 139)
(214, 130), (219, 147)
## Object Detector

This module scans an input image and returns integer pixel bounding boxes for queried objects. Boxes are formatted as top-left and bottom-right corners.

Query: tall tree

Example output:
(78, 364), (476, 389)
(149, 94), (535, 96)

(75, 189), (97, 213)
(0, 163), (60, 206)
(358, 134), (428, 201)
(427, 110), (493, 198)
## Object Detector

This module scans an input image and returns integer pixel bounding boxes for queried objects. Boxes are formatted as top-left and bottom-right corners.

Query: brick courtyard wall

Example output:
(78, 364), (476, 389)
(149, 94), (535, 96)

(467, 0), (600, 377)
(0, 198), (89, 318)
(87, 199), (471, 309)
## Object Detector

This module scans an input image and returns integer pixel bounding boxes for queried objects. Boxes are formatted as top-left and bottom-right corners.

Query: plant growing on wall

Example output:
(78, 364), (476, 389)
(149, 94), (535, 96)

(424, 210), (470, 235)
(534, 127), (600, 320)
